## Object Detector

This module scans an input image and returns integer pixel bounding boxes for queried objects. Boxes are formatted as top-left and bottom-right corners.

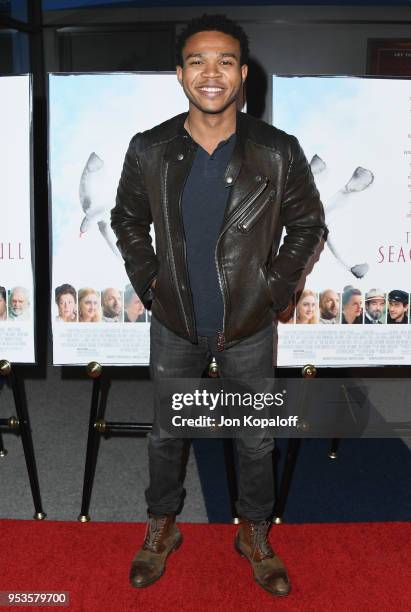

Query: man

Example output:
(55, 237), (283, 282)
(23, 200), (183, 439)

(111, 14), (324, 597)
(319, 289), (340, 324)
(8, 286), (30, 321)
(0, 287), (7, 321)
(101, 287), (123, 322)
(387, 289), (409, 324)
(364, 288), (386, 324)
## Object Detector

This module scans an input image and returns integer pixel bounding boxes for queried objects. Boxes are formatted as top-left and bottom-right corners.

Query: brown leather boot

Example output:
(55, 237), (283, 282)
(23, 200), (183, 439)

(129, 514), (182, 588)
(235, 518), (291, 596)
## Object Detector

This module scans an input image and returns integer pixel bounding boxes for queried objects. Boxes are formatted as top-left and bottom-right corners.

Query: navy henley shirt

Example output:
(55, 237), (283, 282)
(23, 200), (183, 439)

(181, 132), (236, 336)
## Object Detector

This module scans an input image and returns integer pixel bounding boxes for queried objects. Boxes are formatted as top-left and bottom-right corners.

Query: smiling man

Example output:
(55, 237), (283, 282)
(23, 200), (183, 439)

(101, 287), (122, 322)
(319, 289), (340, 324)
(111, 14), (324, 597)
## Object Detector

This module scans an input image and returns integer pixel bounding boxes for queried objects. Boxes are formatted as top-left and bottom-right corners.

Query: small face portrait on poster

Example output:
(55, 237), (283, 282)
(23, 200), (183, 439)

(296, 289), (318, 324)
(364, 289), (386, 324)
(319, 289), (340, 324)
(55, 284), (77, 322)
(8, 286), (30, 321)
(124, 283), (146, 322)
(0, 286), (7, 321)
(78, 287), (101, 322)
(101, 287), (123, 322)
(387, 290), (409, 324)
(341, 286), (363, 324)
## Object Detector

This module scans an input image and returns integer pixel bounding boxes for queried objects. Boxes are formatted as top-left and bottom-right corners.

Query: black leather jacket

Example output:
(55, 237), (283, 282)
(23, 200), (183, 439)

(111, 111), (325, 348)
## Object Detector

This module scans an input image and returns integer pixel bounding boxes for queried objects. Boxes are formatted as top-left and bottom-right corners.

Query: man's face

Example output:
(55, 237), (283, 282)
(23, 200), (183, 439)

(0, 294), (6, 317)
(102, 288), (122, 317)
(366, 298), (385, 321)
(320, 290), (339, 319)
(11, 289), (28, 316)
(176, 30), (247, 116)
(389, 299), (408, 322)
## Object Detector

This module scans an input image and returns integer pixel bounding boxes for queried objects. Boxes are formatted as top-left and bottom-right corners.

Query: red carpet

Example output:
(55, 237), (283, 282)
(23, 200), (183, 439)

(0, 520), (410, 611)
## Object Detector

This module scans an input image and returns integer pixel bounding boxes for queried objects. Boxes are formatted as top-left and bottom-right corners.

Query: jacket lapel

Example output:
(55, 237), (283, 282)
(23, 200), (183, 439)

(220, 112), (269, 234)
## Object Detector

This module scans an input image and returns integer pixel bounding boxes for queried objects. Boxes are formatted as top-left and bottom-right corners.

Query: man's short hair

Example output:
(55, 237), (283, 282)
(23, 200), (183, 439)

(0, 286), (6, 302)
(176, 14), (250, 67)
(102, 287), (120, 301)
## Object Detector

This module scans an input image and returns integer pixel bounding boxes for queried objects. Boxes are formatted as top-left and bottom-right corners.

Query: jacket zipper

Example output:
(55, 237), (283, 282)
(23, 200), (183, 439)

(214, 178), (269, 350)
(237, 190), (272, 232)
(162, 161), (192, 338)
(178, 162), (197, 341)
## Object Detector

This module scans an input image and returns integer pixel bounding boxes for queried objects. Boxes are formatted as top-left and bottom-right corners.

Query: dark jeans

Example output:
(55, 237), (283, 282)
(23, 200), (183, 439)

(145, 315), (276, 522)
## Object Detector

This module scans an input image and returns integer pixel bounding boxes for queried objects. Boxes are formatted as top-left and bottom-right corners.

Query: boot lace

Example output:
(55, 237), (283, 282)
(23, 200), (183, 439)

(250, 520), (273, 560)
(144, 516), (168, 550)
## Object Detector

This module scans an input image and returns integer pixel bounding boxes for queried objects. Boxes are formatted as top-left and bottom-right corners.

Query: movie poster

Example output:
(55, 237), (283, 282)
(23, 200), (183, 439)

(49, 73), (187, 365)
(0, 75), (35, 363)
(272, 75), (411, 366)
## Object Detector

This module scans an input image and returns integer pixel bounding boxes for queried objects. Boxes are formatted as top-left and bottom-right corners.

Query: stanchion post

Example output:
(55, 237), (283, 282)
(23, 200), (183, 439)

(223, 439), (239, 524)
(0, 359), (46, 520)
(207, 358), (239, 523)
(328, 438), (340, 459)
(78, 362), (103, 522)
(0, 433), (7, 457)
(273, 364), (317, 524)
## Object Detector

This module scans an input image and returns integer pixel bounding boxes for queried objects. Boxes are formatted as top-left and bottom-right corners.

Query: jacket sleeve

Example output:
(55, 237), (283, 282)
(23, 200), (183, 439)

(111, 134), (158, 306)
(267, 136), (326, 312)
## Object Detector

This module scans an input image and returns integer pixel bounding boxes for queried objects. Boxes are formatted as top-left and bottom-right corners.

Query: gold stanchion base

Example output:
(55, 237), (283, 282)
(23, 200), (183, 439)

(78, 514), (91, 523)
(0, 449), (8, 457)
(34, 512), (46, 520)
(328, 451), (338, 459)
(272, 516), (283, 524)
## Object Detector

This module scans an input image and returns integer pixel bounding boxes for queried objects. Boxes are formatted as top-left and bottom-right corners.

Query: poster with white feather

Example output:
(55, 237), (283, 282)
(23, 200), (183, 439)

(273, 75), (411, 366)
(49, 73), (187, 365)
(0, 75), (35, 363)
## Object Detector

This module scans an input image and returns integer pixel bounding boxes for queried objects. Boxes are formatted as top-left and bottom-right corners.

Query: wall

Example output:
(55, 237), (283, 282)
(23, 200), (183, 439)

(42, 5), (411, 122)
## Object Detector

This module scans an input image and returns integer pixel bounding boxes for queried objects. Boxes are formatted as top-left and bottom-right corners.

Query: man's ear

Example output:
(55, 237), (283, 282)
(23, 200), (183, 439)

(176, 65), (183, 85)
(241, 64), (248, 84)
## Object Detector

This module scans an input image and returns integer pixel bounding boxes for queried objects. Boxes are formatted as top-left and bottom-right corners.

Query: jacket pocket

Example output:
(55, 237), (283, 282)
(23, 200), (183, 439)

(237, 188), (275, 233)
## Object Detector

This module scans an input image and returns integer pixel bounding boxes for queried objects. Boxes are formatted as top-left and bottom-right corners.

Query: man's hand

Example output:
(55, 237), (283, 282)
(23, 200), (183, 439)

(151, 278), (157, 289)
(277, 300), (295, 324)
